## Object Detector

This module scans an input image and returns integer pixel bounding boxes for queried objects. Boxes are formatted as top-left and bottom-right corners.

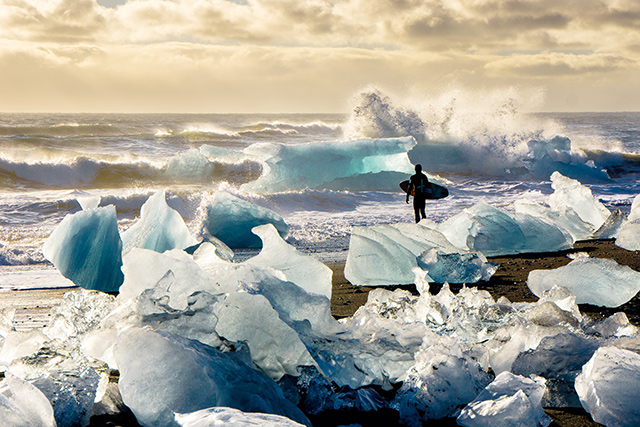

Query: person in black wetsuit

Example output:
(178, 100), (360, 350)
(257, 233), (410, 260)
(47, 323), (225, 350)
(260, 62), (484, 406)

(406, 164), (431, 223)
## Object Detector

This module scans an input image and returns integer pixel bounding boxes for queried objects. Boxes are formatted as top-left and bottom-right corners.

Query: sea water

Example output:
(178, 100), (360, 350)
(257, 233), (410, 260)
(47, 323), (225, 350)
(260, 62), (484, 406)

(2, 91), (640, 286)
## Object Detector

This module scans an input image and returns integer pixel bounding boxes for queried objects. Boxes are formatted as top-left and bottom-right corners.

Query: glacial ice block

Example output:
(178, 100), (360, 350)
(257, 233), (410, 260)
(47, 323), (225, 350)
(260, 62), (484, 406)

(119, 248), (220, 309)
(175, 407), (306, 427)
(43, 205), (124, 293)
(344, 223), (459, 286)
(115, 327), (310, 427)
(514, 199), (594, 242)
(121, 189), (198, 254)
(575, 346), (640, 427)
(527, 257), (640, 307)
(0, 372), (56, 427)
(202, 191), (288, 248)
(438, 203), (571, 257)
(247, 224), (332, 298)
(241, 136), (416, 193)
(457, 372), (551, 427)
(164, 148), (215, 181)
(549, 171), (610, 230)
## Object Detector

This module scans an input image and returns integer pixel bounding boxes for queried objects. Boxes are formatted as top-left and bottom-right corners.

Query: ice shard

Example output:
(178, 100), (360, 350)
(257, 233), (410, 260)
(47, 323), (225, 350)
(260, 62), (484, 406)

(575, 346), (640, 427)
(247, 224), (332, 298)
(121, 189), (198, 254)
(202, 191), (288, 248)
(115, 327), (310, 427)
(42, 205), (124, 293)
(528, 257), (640, 307)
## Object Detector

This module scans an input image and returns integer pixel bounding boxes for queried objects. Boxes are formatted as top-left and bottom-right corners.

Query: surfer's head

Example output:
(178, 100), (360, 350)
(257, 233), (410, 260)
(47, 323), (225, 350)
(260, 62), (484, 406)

(415, 164), (422, 173)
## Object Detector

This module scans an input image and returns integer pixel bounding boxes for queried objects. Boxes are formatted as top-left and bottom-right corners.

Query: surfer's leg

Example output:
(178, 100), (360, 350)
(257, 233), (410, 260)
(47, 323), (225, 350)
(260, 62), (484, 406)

(413, 200), (420, 223)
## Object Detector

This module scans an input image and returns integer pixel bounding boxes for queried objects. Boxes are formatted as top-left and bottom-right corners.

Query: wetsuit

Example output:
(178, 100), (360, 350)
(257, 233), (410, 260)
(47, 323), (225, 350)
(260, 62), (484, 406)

(407, 172), (431, 223)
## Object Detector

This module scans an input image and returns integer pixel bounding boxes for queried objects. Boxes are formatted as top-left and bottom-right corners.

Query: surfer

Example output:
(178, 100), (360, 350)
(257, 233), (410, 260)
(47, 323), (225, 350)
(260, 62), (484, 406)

(406, 164), (431, 223)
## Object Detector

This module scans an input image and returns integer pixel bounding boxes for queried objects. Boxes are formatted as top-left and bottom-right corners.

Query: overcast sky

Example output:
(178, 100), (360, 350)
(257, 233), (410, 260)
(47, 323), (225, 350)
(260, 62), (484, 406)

(1, 0), (639, 113)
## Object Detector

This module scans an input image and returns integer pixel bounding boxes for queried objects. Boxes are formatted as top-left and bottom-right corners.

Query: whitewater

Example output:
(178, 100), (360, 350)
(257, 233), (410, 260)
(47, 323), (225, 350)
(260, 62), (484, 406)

(2, 91), (640, 271)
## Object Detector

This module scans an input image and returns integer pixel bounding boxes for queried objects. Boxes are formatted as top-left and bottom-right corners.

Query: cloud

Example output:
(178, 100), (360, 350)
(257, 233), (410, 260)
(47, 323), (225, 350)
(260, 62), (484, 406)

(485, 52), (636, 77)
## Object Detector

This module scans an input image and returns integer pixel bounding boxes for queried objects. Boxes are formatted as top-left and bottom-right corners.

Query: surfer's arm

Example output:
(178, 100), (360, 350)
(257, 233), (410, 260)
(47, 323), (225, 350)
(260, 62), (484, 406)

(405, 182), (412, 203)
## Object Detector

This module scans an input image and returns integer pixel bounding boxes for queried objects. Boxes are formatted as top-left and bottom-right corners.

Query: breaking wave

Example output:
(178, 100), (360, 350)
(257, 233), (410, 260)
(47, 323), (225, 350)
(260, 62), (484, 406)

(342, 88), (613, 182)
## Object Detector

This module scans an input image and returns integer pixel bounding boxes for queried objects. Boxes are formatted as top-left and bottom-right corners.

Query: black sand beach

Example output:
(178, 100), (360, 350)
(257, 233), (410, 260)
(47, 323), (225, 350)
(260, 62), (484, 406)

(4, 238), (639, 426)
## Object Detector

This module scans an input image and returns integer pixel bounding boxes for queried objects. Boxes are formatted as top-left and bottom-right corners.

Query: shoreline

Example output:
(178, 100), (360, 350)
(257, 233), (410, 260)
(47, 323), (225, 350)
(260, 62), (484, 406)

(2, 238), (638, 427)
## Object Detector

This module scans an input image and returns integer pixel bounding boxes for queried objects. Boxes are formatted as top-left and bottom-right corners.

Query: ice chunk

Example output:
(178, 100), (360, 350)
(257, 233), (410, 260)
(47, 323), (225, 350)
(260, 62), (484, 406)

(511, 334), (599, 408)
(575, 346), (640, 427)
(202, 191), (289, 248)
(515, 199), (594, 242)
(77, 195), (100, 210)
(247, 224), (332, 298)
(175, 407), (306, 427)
(30, 360), (100, 427)
(0, 372), (56, 427)
(616, 220), (640, 251)
(417, 248), (497, 283)
(393, 336), (492, 422)
(344, 223), (458, 286)
(121, 189), (198, 254)
(42, 205), (124, 293)
(241, 137), (416, 193)
(440, 204), (572, 257)
(527, 257), (640, 307)
(457, 372), (551, 427)
(593, 209), (627, 239)
(615, 197), (640, 250)
(213, 291), (317, 379)
(119, 248), (220, 310)
(549, 171), (610, 229)
(115, 327), (310, 427)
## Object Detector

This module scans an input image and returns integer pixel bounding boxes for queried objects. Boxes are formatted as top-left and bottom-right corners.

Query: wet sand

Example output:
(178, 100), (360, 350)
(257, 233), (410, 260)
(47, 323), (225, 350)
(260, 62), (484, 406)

(4, 239), (639, 426)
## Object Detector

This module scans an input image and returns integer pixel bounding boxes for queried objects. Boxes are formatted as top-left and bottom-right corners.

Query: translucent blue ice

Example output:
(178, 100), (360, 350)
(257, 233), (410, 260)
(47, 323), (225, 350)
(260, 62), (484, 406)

(43, 205), (124, 293)
(528, 257), (640, 307)
(121, 189), (198, 254)
(241, 137), (416, 193)
(201, 191), (288, 248)
(115, 327), (310, 427)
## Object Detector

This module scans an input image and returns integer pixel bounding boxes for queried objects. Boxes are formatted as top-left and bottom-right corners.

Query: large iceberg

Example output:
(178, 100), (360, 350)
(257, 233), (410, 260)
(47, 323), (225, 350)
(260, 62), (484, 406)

(121, 189), (198, 254)
(527, 257), (640, 307)
(201, 191), (288, 248)
(42, 205), (124, 293)
(457, 372), (551, 427)
(247, 224), (333, 298)
(241, 137), (416, 193)
(114, 327), (310, 427)
(575, 346), (640, 427)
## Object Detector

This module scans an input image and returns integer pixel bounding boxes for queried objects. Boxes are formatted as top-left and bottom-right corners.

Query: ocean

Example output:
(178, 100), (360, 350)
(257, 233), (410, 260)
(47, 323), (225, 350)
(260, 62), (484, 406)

(2, 94), (640, 284)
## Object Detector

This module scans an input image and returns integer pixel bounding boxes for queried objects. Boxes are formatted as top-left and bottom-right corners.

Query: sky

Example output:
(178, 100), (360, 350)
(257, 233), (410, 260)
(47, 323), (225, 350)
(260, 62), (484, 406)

(0, 0), (639, 113)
